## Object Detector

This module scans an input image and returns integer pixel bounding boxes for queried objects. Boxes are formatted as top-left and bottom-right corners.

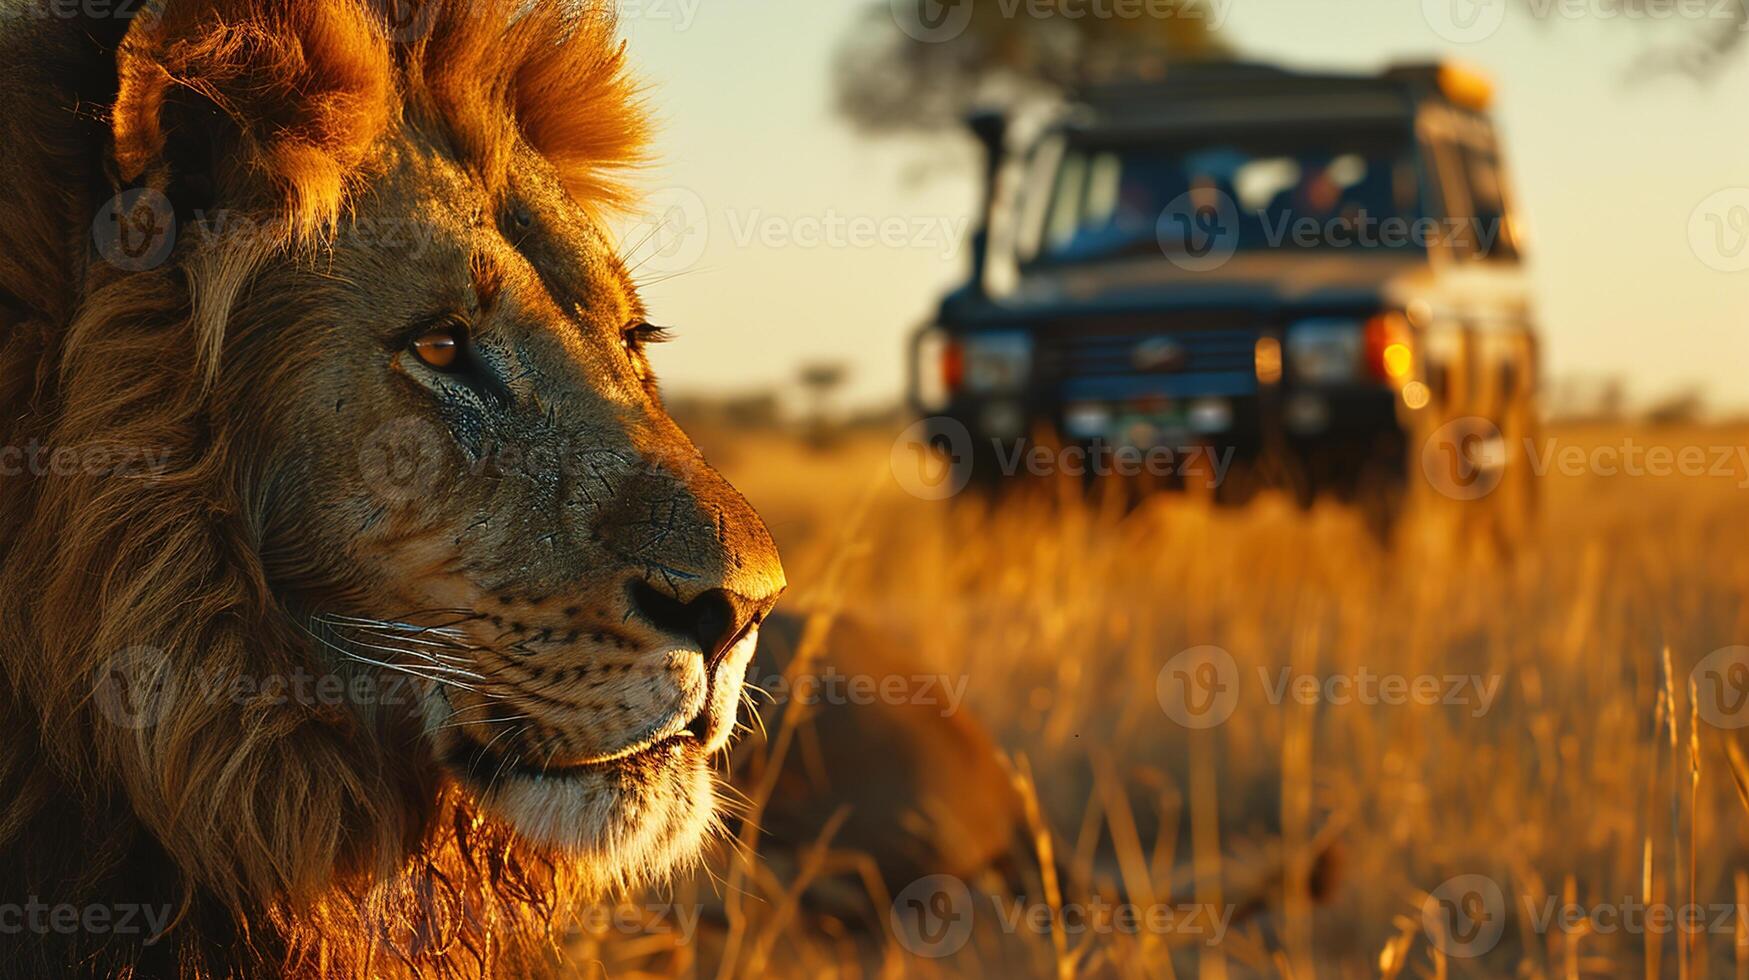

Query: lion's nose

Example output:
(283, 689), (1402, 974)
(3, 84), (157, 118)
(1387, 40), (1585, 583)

(628, 580), (774, 669)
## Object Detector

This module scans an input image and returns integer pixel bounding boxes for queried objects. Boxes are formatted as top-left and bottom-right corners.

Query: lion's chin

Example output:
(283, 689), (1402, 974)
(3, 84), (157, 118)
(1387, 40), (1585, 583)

(448, 736), (716, 884)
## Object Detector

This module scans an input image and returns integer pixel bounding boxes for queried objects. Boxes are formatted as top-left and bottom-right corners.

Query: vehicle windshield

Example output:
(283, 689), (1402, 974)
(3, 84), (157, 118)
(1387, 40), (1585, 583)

(1018, 126), (1424, 268)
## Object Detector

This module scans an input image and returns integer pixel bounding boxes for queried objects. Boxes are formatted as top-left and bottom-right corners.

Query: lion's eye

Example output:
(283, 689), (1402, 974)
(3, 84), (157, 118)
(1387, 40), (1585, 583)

(411, 325), (467, 371)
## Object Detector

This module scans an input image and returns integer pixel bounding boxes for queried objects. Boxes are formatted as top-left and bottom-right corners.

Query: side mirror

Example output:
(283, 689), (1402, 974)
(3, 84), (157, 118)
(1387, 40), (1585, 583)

(964, 110), (1009, 297)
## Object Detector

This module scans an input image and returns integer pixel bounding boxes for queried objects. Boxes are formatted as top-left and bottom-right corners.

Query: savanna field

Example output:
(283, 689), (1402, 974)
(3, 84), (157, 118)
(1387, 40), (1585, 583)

(567, 420), (1749, 979)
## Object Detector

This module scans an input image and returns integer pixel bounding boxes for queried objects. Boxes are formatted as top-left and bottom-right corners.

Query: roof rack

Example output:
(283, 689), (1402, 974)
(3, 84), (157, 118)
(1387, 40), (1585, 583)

(1073, 60), (1492, 117)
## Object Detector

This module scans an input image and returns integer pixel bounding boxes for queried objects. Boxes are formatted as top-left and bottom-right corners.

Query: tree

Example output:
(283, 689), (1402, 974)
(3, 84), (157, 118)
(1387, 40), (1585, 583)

(835, 0), (1231, 135)
(1618, 0), (1749, 79)
(797, 362), (850, 445)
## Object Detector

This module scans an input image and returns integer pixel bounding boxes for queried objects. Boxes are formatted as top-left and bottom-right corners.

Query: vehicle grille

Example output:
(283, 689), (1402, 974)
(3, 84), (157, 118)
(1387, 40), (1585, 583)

(1034, 316), (1264, 400)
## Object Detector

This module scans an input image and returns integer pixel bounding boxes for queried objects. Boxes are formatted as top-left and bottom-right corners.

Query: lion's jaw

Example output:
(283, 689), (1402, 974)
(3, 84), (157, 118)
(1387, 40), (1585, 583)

(414, 624), (762, 873)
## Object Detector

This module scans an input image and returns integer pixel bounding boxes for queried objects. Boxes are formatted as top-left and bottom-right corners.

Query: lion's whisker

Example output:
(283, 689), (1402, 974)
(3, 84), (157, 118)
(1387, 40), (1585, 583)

(298, 626), (492, 694)
(316, 614), (474, 646)
(331, 639), (491, 682)
(428, 714), (534, 734)
(363, 632), (473, 654)
(631, 268), (701, 289)
(615, 217), (668, 270)
(333, 632), (481, 669)
(470, 723), (531, 796)
(382, 606), (483, 625)
(355, 658), (486, 694)
(317, 610), (473, 631)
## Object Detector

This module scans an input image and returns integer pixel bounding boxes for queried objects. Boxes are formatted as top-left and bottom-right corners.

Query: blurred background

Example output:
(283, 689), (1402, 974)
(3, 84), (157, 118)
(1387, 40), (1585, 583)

(620, 0), (1749, 421)
(577, 2), (1749, 976)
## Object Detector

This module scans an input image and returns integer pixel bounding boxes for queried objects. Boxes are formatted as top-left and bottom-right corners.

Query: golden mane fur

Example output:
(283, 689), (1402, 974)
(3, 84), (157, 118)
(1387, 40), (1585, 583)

(0, 2), (665, 976)
(113, 0), (645, 237)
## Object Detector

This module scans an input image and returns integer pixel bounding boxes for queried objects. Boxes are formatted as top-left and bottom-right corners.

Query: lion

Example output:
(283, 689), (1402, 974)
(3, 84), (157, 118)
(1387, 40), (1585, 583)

(0, 1), (786, 975)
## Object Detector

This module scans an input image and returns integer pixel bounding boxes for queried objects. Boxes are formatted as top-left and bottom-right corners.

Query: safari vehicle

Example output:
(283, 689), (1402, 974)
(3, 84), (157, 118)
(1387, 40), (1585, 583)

(909, 61), (1539, 534)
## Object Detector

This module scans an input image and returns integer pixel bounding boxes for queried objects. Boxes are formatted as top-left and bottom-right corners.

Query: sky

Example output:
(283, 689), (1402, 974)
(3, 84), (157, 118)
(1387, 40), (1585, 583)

(615, 0), (1749, 413)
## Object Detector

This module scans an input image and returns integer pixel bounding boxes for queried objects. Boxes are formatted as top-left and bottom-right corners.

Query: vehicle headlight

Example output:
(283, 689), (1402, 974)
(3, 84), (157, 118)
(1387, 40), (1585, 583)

(1363, 312), (1415, 385)
(1286, 319), (1364, 384)
(960, 332), (1032, 393)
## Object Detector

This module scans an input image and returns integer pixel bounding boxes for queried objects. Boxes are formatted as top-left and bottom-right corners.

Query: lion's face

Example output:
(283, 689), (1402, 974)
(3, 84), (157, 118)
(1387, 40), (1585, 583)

(229, 109), (783, 879)
(0, 0), (789, 926)
(67, 0), (787, 886)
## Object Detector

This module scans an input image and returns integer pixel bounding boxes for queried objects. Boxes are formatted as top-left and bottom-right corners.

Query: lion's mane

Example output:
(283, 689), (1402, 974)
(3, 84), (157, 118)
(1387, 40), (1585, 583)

(0, 1), (645, 975)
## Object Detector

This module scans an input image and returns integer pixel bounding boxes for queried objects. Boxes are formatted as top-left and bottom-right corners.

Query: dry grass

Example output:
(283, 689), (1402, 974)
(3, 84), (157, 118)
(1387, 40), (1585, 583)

(573, 421), (1749, 978)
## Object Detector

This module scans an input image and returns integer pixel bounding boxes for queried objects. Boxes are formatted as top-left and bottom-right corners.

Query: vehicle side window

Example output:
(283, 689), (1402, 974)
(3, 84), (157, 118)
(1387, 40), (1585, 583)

(1461, 142), (1520, 262)
(1425, 132), (1483, 262)
(1043, 149), (1091, 255)
(1011, 135), (1067, 266)
(1424, 107), (1522, 265)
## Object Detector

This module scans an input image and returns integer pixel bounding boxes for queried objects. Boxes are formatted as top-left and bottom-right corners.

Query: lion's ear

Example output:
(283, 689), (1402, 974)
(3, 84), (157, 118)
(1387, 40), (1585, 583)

(111, 1), (393, 237)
